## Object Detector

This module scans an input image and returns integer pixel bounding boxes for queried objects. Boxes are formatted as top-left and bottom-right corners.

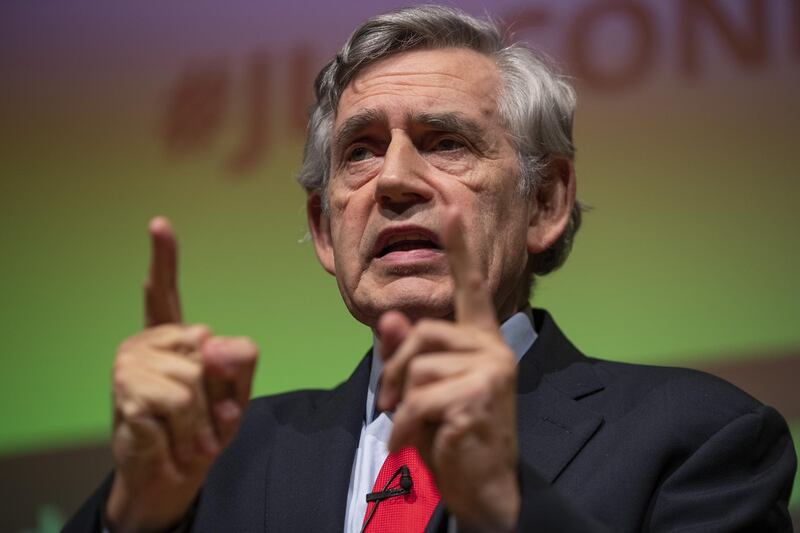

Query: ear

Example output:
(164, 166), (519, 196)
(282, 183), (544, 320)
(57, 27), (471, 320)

(307, 193), (336, 276)
(527, 157), (576, 254)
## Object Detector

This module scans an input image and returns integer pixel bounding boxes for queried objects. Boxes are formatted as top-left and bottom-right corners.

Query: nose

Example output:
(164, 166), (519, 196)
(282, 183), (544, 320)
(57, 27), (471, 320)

(374, 131), (433, 212)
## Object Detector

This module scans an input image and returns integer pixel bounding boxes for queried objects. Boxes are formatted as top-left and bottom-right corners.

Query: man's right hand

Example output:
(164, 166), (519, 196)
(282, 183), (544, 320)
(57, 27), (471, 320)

(105, 217), (258, 532)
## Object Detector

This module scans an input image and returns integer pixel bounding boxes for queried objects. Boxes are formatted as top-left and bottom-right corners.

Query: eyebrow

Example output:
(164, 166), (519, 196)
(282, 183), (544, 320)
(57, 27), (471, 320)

(331, 108), (491, 160)
(332, 108), (388, 160)
(412, 111), (490, 152)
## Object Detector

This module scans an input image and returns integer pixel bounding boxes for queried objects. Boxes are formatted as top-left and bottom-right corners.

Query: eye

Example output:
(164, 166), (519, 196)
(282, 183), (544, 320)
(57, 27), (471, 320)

(348, 146), (375, 162)
(431, 137), (465, 152)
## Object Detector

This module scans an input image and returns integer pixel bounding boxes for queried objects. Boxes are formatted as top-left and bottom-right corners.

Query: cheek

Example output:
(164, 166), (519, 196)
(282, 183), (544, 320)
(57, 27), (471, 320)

(328, 182), (350, 214)
(475, 180), (522, 230)
(329, 188), (371, 259)
(339, 160), (381, 190)
(473, 179), (529, 265)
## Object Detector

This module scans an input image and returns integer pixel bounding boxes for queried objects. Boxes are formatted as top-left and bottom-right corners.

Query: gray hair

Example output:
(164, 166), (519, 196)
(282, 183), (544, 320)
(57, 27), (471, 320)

(297, 4), (582, 278)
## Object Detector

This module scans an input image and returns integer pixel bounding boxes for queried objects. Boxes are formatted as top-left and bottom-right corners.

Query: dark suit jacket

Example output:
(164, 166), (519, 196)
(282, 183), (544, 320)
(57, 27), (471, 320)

(65, 310), (796, 532)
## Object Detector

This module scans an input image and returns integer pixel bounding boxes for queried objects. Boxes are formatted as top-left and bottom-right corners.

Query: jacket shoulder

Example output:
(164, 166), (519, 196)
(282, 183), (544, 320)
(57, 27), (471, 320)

(587, 358), (769, 429)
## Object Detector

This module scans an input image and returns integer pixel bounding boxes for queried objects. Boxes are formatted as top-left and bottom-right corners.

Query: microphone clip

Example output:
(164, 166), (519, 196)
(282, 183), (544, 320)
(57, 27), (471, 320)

(365, 486), (410, 502)
(365, 465), (413, 503)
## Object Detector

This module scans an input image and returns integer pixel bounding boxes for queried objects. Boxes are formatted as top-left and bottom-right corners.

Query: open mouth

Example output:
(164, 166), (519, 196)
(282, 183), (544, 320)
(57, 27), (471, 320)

(372, 228), (443, 260)
(376, 238), (442, 258)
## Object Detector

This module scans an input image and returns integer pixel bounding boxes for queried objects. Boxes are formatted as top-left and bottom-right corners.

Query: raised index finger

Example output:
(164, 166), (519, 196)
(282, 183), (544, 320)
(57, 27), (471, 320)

(144, 216), (182, 327)
(442, 206), (498, 331)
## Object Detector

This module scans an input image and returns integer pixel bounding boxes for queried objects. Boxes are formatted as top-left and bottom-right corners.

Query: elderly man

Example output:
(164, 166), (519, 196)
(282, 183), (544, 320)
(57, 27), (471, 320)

(67, 5), (795, 532)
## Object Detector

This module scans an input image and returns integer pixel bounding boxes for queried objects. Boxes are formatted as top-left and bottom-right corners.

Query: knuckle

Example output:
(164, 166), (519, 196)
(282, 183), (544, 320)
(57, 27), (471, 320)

(185, 363), (203, 383)
(406, 357), (426, 382)
(119, 399), (144, 419)
(191, 323), (211, 336)
(171, 387), (194, 411)
(495, 342), (515, 363)
(111, 366), (125, 391)
(185, 324), (211, 343)
(116, 338), (134, 354)
(403, 393), (422, 418)
(111, 360), (134, 390)
(112, 354), (125, 372)
(468, 370), (497, 399)
(116, 332), (149, 355)
(449, 412), (472, 433)
(493, 355), (516, 381)
(483, 341), (514, 367)
(473, 378), (492, 399)
(483, 369), (505, 393)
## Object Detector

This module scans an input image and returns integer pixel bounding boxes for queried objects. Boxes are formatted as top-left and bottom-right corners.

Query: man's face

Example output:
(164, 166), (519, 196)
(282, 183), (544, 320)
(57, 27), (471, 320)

(311, 48), (534, 327)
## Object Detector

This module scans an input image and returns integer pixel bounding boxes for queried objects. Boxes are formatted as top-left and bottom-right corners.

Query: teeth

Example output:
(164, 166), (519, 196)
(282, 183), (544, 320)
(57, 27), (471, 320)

(385, 232), (431, 246)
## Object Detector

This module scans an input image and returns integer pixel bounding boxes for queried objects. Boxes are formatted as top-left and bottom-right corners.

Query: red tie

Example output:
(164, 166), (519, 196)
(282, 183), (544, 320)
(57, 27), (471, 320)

(362, 446), (441, 532)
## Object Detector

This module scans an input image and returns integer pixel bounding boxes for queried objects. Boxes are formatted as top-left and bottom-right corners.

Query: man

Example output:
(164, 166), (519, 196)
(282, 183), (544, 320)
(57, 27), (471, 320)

(66, 5), (795, 532)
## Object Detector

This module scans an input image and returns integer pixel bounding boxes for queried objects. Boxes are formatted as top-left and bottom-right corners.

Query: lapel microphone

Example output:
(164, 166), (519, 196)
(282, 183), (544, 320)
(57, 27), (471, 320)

(362, 465), (413, 533)
(365, 465), (413, 503)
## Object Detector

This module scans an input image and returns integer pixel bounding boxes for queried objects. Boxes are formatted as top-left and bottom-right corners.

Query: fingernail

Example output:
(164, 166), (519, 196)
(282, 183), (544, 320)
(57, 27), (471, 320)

(216, 400), (241, 422)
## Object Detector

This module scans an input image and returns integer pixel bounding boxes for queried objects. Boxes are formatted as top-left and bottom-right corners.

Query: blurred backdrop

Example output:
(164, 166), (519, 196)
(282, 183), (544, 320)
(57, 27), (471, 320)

(1, 0), (798, 530)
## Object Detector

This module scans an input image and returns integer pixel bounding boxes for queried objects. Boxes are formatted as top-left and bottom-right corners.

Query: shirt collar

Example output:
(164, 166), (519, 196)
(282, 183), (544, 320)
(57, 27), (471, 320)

(365, 307), (538, 424)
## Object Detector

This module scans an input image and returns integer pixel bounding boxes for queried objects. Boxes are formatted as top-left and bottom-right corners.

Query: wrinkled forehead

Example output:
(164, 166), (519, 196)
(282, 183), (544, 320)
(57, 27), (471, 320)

(334, 47), (502, 125)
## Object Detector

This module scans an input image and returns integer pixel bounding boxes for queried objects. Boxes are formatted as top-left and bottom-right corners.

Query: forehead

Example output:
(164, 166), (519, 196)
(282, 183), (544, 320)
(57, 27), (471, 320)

(335, 47), (501, 127)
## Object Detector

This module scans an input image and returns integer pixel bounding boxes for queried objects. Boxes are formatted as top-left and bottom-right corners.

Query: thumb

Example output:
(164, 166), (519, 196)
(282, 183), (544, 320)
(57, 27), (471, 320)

(377, 311), (412, 361)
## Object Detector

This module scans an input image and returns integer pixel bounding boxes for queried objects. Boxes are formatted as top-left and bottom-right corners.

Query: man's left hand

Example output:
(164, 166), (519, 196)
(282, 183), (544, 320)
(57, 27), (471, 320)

(377, 207), (520, 532)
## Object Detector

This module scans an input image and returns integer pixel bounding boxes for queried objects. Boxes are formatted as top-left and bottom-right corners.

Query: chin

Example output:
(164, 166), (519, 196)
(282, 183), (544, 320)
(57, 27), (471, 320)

(386, 297), (453, 323)
(349, 278), (454, 327)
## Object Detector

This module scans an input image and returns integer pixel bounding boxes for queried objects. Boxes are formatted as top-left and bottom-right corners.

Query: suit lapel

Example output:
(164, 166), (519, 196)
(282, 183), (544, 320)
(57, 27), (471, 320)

(516, 310), (604, 483)
(263, 353), (371, 532)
